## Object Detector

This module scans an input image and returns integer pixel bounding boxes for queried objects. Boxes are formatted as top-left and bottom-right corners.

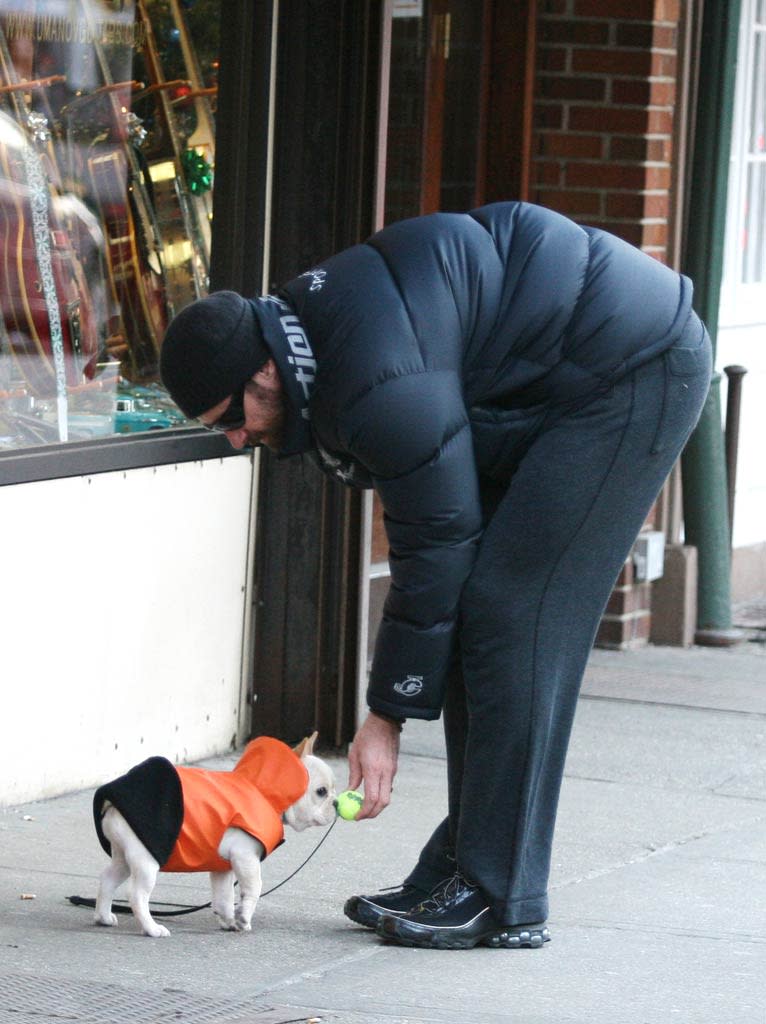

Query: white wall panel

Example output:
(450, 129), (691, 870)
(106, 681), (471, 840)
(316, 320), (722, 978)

(0, 456), (256, 806)
(718, 325), (766, 550)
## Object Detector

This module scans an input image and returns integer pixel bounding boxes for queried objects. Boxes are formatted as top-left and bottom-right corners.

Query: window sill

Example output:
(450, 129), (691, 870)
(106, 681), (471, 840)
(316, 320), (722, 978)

(0, 428), (246, 487)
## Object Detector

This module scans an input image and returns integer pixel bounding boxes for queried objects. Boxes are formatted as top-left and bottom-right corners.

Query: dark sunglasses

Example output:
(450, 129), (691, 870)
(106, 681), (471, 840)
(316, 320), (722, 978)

(204, 380), (248, 433)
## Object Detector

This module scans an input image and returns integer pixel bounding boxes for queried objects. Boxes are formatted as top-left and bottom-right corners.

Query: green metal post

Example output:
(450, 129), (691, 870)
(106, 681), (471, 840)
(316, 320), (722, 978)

(680, 0), (744, 644)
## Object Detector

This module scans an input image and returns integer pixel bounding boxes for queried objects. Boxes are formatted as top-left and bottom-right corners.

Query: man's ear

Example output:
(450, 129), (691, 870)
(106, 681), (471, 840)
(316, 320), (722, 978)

(253, 358), (278, 384)
(293, 731), (318, 759)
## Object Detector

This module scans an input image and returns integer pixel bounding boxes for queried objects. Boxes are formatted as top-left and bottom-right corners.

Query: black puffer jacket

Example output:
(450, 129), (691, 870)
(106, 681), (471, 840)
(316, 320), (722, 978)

(252, 202), (694, 721)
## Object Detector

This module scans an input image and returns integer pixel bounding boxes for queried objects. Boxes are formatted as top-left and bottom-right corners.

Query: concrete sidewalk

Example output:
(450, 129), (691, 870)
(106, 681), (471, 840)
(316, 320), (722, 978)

(1, 642), (765, 1024)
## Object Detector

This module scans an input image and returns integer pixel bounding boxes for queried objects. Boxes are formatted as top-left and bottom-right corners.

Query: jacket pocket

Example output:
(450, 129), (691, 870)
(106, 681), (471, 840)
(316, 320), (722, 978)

(469, 402), (547, 481)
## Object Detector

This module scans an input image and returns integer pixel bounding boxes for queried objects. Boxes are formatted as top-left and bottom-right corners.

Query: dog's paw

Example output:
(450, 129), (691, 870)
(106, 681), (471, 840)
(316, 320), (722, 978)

(215, 915), (237, 931)
(94, 912), (118, 928)
(234, 915), (253, 933)
(143, 924), (171, 938)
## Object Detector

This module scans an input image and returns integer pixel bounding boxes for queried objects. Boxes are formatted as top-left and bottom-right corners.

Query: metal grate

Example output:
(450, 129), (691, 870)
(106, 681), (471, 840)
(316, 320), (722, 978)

(0, 972), (321, 1024)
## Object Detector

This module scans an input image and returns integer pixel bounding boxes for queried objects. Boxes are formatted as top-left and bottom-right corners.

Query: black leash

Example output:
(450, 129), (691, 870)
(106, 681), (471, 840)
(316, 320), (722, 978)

(68, 816), (338, 918)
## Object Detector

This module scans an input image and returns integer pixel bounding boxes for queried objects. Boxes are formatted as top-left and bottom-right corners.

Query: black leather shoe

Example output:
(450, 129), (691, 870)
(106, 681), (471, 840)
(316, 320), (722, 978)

(376, 873), (551, 950)
(344, 883), (430, 929)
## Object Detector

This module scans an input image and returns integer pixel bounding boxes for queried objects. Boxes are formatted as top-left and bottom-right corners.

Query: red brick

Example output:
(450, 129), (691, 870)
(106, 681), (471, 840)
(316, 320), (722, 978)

(539, 132), (605, 158)
(644, 193), (670, 217)
(641, 222), (669, 246)
(604, 589), (626, 617)
(655, 0), (681, 21)
(566, 161), (649, 189)
(609, 135), (671, 161)
(644, 164), (672, 189)
(652, 51), (678, 76)
(647, 108), (674, 134)
(595, 610), (651, 649)
(572, 47), (653, 76)
(651, 25), (678, 48)
(536, 188), (604, 216)
(538, 75), (607, 101)
(538, 47), (568, 72)
(541, 0), (568, 12)
(611, 79), (652, 106)
(615, 22), (678, 48)
(606, 192), (670, 218)
(615, 22), (654, 47)
(651, 80), (676, 105)
(575, 0), (655, 18)
(534, 102), (565, 128)
(606, 192), (647, 218)
(608, 136), (648, 160)
(646, 137), (673, 161)
(569, 105), (649, 132)
(605, 192), (648, 218)
(605, 582), (652, 615)
(540, 19), (610, 45)
(533, 159), (564, 185)
(611, 78), (676, 106)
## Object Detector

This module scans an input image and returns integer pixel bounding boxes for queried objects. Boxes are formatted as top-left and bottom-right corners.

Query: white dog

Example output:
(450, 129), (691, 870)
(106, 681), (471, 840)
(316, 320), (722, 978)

(92, 732), (336, 937)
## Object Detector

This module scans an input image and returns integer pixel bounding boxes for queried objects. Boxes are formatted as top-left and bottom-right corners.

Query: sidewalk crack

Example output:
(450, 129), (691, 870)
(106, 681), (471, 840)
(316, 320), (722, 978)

(552, 811), (766, 890)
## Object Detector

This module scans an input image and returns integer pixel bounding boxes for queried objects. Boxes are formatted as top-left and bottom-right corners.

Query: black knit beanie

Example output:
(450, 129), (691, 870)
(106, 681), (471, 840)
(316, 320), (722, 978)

(159, 291), (270, 419)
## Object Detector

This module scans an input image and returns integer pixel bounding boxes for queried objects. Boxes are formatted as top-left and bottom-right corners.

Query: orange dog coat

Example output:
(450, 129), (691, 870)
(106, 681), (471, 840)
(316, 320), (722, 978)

(94, 737), (309, 872)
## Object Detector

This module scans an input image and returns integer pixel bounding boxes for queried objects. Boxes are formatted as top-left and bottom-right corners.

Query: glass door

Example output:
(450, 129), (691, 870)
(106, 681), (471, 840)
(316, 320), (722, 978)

(364, 0), (488, 674)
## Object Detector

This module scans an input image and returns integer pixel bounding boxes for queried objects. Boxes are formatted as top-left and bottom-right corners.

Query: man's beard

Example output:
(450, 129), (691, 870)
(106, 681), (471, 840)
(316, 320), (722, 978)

(245, 379), (286, 451)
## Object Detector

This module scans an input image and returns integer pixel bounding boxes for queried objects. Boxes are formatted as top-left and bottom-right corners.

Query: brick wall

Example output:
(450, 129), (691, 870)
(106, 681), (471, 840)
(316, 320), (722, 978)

(598, 559), (653, 648)
(531, 0), (681, 263)
(529, 0), (684, 647)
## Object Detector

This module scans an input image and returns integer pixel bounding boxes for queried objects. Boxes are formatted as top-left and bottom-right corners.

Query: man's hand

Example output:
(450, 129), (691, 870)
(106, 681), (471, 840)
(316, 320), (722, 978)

(347, 711), (401, 819)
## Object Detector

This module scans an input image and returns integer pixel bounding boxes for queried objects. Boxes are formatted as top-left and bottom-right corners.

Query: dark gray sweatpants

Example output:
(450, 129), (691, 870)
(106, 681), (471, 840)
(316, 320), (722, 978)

(405, 313), (712, 927)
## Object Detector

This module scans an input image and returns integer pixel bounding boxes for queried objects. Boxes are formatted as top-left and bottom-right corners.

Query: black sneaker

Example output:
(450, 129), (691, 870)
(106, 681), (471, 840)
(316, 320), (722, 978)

(344, 883), (429, 929)
(376, 872), (551, 950)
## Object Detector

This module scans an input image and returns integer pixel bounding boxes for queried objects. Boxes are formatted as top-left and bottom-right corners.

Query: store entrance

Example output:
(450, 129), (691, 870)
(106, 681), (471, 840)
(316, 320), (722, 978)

(363, 0), (536, 680)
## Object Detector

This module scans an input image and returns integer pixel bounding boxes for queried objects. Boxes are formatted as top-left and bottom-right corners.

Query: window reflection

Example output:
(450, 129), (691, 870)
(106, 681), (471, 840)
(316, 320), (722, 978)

(0, 0), (217, 450)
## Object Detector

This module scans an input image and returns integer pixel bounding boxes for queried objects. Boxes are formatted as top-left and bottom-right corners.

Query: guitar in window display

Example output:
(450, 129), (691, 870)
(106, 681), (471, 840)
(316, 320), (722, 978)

(0, 25), (100, 443)
(58, 0), (171, 387)
(60, 102), (169, 386)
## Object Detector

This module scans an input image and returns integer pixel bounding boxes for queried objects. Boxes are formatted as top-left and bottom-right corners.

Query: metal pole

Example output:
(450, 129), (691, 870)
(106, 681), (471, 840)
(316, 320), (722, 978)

(723, 364), (747, 546)
(681, 374), (737, 643)
(680, 0), (744, 645)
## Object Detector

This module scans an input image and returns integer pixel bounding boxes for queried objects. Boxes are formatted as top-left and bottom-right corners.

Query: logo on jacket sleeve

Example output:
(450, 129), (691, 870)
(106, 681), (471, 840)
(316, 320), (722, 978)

(316, 442), (357, 483)
(301, 268), (327, 292)
(393, 675), (424, 697)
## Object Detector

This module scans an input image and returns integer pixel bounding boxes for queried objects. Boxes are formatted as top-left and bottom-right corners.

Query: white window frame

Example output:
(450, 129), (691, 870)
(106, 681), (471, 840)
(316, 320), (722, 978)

(720, 0), (766, 328)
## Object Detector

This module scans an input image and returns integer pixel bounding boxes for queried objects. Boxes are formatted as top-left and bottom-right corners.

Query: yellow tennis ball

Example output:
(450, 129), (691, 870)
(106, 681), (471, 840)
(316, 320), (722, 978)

(336, 790), (364, 820)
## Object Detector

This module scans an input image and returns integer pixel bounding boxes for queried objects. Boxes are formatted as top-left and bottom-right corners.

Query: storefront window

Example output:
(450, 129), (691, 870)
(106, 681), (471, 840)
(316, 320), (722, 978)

(0, 0), (218, 451)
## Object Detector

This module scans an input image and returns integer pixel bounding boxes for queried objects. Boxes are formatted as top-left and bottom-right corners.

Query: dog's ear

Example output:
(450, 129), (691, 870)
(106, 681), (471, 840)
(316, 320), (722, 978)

(293, 730), (318, 758)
